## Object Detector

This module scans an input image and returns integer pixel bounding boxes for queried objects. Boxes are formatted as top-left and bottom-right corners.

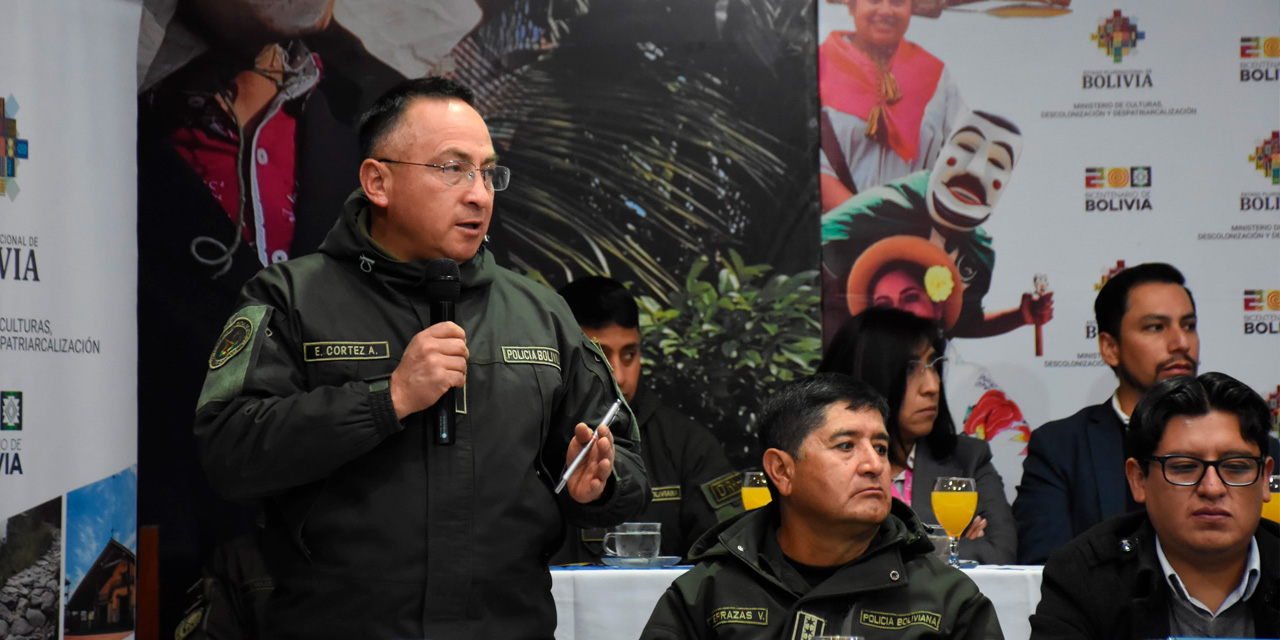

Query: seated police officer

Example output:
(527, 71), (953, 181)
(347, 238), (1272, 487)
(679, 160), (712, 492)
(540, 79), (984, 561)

(641, 373), (1002, 639)
(1031, 372), (1278, 639)
(552, 276), (742, 563)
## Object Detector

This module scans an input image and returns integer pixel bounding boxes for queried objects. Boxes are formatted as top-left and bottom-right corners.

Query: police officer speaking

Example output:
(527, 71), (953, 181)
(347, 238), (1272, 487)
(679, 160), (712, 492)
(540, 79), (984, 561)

(194, 76), (649, 640)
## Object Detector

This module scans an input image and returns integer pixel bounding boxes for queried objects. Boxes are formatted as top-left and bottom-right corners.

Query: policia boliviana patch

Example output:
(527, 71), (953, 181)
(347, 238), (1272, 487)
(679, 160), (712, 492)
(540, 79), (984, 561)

(209, 317), (253, 369)
(859, 609), (941, 631)
(501, 345), (561, 369)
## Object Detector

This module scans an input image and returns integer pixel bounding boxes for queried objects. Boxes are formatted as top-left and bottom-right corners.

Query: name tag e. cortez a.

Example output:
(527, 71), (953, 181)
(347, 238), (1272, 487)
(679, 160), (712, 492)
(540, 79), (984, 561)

(303, 341), (391, 361)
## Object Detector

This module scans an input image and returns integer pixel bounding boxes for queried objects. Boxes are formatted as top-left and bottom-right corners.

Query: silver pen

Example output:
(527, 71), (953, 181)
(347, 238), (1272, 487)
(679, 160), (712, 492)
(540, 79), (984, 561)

(554, 398), (624, 494)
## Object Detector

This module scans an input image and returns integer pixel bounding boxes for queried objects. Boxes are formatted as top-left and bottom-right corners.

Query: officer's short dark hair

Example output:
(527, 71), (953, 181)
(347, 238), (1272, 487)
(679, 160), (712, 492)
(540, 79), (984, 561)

(757, 373), (889, 460)
(1126, 372), (1272, 471)
(1094, 263), (1195, 341)
(358, 76), (476, 159)
(558, 276), (639, 330)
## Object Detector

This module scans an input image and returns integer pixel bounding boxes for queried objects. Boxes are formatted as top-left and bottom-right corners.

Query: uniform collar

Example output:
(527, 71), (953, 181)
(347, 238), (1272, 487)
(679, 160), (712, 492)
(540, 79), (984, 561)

(693, 498), (933, 567)
(323, 188), (497, 292)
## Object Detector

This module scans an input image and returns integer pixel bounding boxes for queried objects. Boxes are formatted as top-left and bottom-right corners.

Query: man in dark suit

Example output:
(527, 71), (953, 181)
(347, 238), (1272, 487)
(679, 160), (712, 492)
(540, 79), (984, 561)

(1013, 263), (1200, 564)
(1015, 264), (1279, 565)
(1030, 373), (1277, 639)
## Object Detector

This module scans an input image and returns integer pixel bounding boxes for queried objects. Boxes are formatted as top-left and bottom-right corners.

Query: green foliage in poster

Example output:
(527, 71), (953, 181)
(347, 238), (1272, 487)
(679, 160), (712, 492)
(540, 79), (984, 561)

(637, 250), (821, 446)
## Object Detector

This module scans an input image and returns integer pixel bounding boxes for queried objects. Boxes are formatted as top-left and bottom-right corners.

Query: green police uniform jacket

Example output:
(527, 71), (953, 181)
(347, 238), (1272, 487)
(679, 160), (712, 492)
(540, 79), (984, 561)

(641, 500), (1004, 640)
(553, 385), (743, 563)
(194, 190), (650, 640)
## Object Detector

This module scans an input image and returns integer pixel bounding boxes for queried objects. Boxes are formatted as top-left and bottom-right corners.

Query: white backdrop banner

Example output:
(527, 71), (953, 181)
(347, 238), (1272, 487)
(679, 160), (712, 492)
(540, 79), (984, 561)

(819, 0), (1280, 498)
(0, 0), (141, 637)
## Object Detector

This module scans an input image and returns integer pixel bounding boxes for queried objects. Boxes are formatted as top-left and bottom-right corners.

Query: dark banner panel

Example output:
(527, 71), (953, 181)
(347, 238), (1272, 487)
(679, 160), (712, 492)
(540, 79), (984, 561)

(135, 0), (817, 632)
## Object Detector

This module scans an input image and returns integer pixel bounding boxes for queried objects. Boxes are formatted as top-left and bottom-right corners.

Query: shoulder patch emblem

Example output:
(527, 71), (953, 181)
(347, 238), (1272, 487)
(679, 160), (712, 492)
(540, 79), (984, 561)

(702, 471), (744, 509)
(859, 609), (941, 631)
(708, 607), (768, 629)
(209, 317), (253, 370)
(175, 607), (203, 640)
(651, 485), (682, 502)
(791, 611), (826, 640)
(501, 345), (561, 369)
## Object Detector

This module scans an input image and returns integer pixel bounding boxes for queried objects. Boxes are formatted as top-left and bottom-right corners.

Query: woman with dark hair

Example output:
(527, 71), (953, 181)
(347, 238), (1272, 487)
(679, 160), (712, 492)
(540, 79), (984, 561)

(818, 306), (1016, 564)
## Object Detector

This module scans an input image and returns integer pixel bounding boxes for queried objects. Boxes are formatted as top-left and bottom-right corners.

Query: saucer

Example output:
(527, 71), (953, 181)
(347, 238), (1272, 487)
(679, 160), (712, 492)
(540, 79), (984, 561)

(601, 555), (682, 568)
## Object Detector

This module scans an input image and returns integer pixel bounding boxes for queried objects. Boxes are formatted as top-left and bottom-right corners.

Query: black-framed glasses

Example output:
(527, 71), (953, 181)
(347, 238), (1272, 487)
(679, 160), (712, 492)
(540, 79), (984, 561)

(377, 159), (510, 191)
(906, 354), (948, 379)
(1144, 455), (1265, 487)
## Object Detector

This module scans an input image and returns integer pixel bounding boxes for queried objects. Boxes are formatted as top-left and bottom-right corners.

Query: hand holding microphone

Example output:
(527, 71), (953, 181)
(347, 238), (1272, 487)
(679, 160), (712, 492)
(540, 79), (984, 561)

(424, 260), (462, 445)
(389, 260), (466, 442)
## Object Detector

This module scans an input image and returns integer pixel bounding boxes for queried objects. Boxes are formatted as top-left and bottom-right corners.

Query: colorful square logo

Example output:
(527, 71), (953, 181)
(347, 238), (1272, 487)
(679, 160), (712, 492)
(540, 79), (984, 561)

(1084, 167), (1151, 189)
(1241, 37), (1280, 59)
(1249, 131), (1280, 184)
(1092, 10), (1145, 63)
(1, 391), (21, 431)
(1, 95), (29, 200)
(1129, 167), (1151, 188)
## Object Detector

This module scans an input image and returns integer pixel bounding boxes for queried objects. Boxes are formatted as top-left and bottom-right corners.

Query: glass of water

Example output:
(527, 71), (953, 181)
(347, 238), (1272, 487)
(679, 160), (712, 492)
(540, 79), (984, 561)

(602, 522), (661, 558)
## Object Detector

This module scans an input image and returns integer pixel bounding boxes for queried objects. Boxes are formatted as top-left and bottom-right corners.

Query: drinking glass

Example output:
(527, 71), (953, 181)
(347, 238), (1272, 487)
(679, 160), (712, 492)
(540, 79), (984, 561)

(1263, 475), (1280, 524)
(924, 524), (950, 561)
(602, 522), (662, 558)
(741, 471), (771, 510)
(931, 477), (977, 568)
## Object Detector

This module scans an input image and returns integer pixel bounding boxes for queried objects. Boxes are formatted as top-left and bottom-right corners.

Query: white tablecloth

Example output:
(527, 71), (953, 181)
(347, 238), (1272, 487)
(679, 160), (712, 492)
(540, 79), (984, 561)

(552, 565), (1042, 640)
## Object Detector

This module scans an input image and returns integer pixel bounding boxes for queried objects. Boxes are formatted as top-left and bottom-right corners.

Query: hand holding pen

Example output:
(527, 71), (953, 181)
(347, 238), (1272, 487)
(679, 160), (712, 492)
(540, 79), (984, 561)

(555, 398), (623, 501)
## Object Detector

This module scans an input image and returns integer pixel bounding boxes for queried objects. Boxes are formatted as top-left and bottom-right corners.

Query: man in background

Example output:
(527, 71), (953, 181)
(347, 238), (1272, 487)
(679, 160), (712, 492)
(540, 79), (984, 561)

(1031, 372), (1277, 638)
(553, 276), (742, 563)
(1015, 263), (1203, 564)
(641, 373), (1001, 639)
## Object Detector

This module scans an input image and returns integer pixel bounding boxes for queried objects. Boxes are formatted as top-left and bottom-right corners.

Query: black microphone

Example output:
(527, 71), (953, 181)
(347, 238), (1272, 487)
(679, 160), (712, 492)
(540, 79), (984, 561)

(424, 259), (462, 445)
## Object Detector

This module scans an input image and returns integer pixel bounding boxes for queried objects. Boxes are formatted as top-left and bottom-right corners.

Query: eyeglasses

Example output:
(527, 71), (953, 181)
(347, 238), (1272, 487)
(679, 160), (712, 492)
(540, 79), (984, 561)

(1143, 455), (1266, 487)
(377, 159), (511, 191)
(906, 354), (948, 379)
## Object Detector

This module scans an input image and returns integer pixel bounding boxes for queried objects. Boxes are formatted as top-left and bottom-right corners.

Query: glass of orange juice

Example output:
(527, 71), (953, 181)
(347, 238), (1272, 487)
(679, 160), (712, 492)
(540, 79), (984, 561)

(741, 471), (771, 510)
(1263, 476), (1280, 524)
(931, 477), (977, 568)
